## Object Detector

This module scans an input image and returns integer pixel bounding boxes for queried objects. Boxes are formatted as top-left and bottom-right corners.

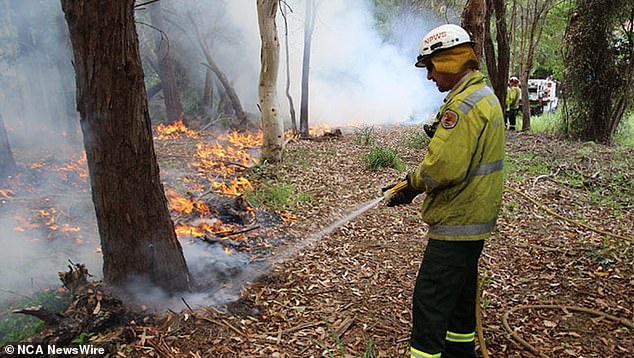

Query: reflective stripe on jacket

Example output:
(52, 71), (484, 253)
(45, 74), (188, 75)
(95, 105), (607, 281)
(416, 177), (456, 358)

(410, 70), (505, 241)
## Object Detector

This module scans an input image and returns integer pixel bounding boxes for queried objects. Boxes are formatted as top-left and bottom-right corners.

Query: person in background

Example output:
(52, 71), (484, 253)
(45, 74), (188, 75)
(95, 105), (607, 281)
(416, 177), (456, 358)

(382, 23), (505, 358)
(505, 76), (521, 130)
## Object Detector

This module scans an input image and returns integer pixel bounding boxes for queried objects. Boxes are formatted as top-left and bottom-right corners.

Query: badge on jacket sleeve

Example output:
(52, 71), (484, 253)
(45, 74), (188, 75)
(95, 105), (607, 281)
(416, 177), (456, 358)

(440, 110), (459, 129)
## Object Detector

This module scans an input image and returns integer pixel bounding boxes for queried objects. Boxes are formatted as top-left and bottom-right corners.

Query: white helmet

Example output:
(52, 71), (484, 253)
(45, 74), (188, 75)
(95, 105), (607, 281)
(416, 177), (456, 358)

(415, 24), (473, 68)
(510, 76), (519, 83)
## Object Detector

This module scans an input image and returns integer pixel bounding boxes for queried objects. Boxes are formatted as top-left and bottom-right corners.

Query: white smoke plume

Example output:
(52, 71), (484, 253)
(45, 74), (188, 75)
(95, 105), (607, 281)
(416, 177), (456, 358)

(160, 0), (443, 127)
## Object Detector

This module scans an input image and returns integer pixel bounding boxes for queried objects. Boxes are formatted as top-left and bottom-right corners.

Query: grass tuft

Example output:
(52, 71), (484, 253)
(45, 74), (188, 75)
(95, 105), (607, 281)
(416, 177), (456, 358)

(361, 146), (406, 171)
(245, 182), (313, 211)
(308, 321), (377, 358)
(528, 111), (562, 134)
(406, 128), (430, 149)
(354, 126), (377, 146)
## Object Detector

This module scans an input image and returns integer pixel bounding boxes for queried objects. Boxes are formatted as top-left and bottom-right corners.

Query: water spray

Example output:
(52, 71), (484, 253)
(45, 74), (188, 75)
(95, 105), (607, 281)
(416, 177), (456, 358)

(231, 196), (386, 285)
(268, 195), (385, 266)
(200, 194), (389, 306)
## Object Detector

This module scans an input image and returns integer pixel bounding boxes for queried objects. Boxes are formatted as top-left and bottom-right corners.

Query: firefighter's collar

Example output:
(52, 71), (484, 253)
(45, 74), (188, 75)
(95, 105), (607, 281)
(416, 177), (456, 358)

(444, 70), (483, 103)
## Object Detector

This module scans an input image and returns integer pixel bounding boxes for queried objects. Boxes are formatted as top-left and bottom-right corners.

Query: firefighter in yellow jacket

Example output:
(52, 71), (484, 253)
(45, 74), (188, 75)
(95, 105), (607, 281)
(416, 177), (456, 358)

(505, 76), (521, 130)
(383, 24), (504, 358)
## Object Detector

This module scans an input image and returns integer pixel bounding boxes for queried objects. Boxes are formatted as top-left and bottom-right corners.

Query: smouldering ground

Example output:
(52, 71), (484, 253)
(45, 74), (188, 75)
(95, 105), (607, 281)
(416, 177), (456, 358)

(115, 127), (632, 357)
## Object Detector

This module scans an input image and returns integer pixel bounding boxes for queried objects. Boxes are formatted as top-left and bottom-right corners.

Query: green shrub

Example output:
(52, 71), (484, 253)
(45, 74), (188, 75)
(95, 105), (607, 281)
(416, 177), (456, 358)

(245, 182), (313, 211)
(361, 146), (406, 171)
(614, 111), (634, 147)
(354, 126), (377, 146)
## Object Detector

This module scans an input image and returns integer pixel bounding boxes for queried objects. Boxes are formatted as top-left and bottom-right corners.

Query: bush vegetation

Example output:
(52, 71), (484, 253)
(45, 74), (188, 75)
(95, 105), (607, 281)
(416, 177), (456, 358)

(361, 146), (406, 171)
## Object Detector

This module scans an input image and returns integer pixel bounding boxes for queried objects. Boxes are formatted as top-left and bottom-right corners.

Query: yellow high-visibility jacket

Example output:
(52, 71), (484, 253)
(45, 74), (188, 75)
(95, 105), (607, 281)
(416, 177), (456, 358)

(506, 85), (521, 111)
(410, 70), (505, 241)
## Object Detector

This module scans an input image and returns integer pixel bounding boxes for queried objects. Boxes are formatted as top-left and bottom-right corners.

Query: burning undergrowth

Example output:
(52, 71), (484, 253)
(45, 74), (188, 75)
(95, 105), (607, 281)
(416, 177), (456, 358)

(164, 187), (292, 304)
(0, 119), (349, 349)
(1, 119), (323, 315)
(147, 122), (301, 306)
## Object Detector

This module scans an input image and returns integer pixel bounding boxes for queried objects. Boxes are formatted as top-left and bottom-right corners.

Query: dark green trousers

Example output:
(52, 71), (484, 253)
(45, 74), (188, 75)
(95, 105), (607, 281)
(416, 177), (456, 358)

(410, 239), (483, 358)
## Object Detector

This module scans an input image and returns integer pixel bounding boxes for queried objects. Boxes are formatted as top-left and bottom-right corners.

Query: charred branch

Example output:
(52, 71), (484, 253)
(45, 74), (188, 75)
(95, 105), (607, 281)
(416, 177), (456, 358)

(215, 225), (261, 239)
(13, 306), (62, 325)
(58, 261), (91, 293)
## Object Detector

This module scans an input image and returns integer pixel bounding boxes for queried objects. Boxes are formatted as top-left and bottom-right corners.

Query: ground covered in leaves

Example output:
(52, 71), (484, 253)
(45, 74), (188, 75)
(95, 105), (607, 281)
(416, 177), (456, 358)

(114, 127), (631, 357)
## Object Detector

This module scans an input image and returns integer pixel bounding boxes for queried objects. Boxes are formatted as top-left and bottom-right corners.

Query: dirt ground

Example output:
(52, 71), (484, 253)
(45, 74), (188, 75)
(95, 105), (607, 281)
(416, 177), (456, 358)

(112, 127), (633, 357)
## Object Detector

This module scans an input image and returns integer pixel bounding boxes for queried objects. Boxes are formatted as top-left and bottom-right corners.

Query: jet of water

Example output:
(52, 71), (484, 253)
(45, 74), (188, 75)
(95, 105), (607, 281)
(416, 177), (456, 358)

(269, 196), (385, 265)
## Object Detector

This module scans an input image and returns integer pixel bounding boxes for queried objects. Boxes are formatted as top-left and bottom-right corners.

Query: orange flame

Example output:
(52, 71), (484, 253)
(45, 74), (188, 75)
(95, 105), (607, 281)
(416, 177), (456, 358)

(165, 189), (212, 216)
(279, 211), (297, 223)
(211, 177), (253, 196)
(165, 189), (195, 214)
(155, 117), (200, 140)
(226, 130), (262, 148)
(191, 130), (261, 195)
(308, 125), (332, 136)
(174, 218), (244, 240)
(56, 153), (89, 181)
(14, 208), (83, 243)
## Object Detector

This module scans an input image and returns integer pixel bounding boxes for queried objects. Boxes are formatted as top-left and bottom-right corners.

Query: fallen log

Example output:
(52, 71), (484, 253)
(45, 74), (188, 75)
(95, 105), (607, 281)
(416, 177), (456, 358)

(13, 263), (131, 347)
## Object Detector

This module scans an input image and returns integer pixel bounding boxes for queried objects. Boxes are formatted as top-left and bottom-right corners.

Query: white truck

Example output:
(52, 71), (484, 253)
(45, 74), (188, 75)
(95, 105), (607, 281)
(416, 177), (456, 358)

(527, 78), (558, 115)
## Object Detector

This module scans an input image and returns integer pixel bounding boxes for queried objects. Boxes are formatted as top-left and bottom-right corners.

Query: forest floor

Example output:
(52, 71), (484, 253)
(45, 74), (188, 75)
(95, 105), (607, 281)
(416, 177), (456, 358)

(106, 126), (633, 358)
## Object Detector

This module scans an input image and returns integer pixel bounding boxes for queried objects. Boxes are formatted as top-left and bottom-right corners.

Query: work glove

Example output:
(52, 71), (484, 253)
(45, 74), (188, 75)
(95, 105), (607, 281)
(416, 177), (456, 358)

(423, 124), (436, 138)
(382, 174), (421, 207)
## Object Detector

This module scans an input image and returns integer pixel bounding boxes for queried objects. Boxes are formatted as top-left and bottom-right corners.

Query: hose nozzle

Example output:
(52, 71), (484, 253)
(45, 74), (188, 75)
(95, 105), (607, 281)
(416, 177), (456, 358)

(384, 180), (409, 198)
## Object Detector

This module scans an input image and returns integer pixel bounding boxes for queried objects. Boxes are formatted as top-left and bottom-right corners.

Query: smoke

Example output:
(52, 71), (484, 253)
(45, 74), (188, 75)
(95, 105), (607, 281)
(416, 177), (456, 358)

(159, 0), (443, 126)
(299, 1), (440, 125)
(0, 0), (78, 148)
(0, 204), (102, 308)
(123, 242), (262, 310)
(0, 0), (98, 305)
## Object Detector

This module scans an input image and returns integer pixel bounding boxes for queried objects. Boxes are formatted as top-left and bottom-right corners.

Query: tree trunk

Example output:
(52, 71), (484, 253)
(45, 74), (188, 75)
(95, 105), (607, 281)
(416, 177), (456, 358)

(54, 13), (80, 141)
(61, 0), (190, 293)
(299, 0), (316, 137)
(516, 0), (555, 131)
(461, 0), (485, 60)
(202, 68), (215, 123)
(563, 1), (634, 144)
(520, 27), (538, 131)
(149, 2), (184, 124)
(0, 112), (17, 179)
(519, 71), (531, 127)
(280, 2), (297, 132)
(508, 0), (518, 74)
(257, 0), (284, 163)
(189, 14), (248, 129)
(483, 0), (510, 106)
